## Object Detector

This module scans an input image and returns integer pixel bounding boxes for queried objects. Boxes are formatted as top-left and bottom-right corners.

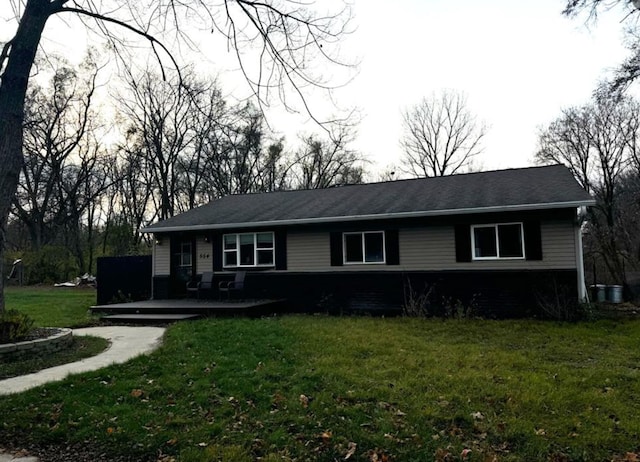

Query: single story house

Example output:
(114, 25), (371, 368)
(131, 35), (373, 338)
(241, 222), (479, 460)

(141, 164), (595, 317)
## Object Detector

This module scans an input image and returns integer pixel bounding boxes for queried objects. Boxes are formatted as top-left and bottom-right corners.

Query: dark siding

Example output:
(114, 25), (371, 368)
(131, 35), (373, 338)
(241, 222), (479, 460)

(239, 269), (579, 318)
(275, 230), (287, 270)
(212, 231), (223, 271)
(330, 232), (343, 266)
(455, 224), (472, 262)
(524, 220), (543, 261)
(97, 255), (152, 304)
(385, 229), (400, 265)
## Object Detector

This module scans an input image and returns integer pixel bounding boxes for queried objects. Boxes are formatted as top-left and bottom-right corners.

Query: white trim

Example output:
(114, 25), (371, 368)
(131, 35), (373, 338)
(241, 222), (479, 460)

(343, 231), (386, 265)
(576, 221), (587, 302)
(222, 231), (275, 268)
(471, 222), (525, 261)
(141, 200), (595, 233)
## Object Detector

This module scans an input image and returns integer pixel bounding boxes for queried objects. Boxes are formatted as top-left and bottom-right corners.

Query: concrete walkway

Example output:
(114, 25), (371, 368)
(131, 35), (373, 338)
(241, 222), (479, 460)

(0, 326), (166, 396)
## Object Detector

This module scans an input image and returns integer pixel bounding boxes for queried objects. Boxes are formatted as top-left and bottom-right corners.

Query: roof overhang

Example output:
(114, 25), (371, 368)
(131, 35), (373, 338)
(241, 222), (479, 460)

(141, 199), (596, 234)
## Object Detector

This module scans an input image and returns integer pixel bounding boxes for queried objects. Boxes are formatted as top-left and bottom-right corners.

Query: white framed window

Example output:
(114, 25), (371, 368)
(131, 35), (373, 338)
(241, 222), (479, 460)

(471, 223), (525, 260)
(343, 231), (386, 264)
(223, 232), (275, 268)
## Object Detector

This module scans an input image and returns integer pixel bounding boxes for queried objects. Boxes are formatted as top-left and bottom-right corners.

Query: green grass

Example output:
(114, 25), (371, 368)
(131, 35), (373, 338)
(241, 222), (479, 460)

(4, 286), (98, 327)
(0, 335), (109, 379)
(1, 316), (640, 461)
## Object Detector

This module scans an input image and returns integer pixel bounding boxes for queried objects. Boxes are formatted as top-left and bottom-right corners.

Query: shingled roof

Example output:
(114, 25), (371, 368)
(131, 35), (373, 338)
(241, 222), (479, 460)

(142, 164), (594, 233)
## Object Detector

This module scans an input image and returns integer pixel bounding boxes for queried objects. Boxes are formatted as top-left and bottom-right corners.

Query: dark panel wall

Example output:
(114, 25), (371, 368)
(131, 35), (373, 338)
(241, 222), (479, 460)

(97, 256), (152, 305)
(206, 269), (578, 318)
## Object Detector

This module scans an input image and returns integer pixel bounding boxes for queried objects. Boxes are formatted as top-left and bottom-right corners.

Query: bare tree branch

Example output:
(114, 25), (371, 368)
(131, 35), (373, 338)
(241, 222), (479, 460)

(400, 90), (486, 178)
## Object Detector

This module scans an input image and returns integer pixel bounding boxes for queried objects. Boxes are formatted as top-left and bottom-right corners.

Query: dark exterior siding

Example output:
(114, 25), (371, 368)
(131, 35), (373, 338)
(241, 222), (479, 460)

(231, 269), (579, 318)
(97, 255), (152, 304)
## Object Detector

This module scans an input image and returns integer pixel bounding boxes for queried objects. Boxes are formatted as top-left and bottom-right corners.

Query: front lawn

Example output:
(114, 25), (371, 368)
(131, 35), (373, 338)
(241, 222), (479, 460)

(4, 286), (97, 327)
(1, 316), (639, 461)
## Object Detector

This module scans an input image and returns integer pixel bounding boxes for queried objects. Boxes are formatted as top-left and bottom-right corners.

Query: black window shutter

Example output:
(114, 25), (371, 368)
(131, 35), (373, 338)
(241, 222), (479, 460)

(275, 230), (287, 270)
(330, 232), (343, 266)
(212, 231), (223, 271)
(524, 221), (543, 261)
(385, 229), (400, 265)
(455, 224), (472, 262)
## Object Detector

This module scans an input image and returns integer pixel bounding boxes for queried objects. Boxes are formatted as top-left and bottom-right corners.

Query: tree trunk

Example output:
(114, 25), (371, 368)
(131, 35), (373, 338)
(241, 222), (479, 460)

(0, 0), (53, 312)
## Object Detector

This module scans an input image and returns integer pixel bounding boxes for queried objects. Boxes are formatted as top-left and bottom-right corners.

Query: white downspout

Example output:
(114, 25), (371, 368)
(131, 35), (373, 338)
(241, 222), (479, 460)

(575, 208), (587, 302)
(151, 236), (156, 300)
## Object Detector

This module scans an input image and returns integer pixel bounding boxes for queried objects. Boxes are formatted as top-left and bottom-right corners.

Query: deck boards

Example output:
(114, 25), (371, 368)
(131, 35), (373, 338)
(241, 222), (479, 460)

(91, 298), (286, 319)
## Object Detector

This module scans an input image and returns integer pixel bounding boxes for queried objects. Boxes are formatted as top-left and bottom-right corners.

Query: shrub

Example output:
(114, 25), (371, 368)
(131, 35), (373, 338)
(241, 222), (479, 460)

(21, 245), (79, 284)
(534, 277), (589, 321)
(0, 309), (35, 343)
(402, 278), (434, 317)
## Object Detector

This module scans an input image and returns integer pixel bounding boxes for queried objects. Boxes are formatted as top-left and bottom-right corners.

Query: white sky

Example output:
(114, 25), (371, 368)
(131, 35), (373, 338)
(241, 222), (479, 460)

(0, 0), (634, 176)
(337, 0), (631, 173)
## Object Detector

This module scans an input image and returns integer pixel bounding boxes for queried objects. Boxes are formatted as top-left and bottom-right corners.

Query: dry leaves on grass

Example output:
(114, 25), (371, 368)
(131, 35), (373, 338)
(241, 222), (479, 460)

(368, 449), (391, 462)
(344, 442), (357, 460)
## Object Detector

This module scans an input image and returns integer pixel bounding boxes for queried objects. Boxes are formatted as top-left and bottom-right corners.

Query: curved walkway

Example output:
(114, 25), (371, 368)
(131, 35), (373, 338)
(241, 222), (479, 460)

(0, 326), (166, 396)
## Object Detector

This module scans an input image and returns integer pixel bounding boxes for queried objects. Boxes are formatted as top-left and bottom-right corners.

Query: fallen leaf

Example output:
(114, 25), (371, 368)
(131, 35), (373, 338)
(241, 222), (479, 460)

(131, 389), (144, 398)
(434, 447), (452, 462)
(534, 428), (546, 436)
(299, 394), (309, 408)
(321, 431), (332, 443)
(461, 448), (472, 460)
(197, 442), (208, 447)
(471, 411), (485, 421)
(344, 442), (357, 460)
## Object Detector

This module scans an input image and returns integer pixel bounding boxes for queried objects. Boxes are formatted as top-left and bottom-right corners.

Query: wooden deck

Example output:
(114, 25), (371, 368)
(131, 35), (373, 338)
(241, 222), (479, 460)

(90, 298), (286, 319)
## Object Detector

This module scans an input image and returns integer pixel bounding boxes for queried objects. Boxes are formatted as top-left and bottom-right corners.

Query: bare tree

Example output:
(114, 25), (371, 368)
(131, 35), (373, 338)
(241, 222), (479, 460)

(291, 124), (365, 189)
(13, 53), (101, 251)
(176, 81), (228, 211)
(0, 0), (351, 310)
(536, 96), (640, 283)
(400, 90), (486, 178)
(563, 1), (640, 95)
(118, 69), (199, 220)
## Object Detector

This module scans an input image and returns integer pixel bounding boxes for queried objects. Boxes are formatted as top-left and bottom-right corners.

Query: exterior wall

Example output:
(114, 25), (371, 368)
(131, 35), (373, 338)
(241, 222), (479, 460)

(242, 270), (579, 318)
(149, 208), (584, 315)
(153, 240), (171, 276)
(287, 231), (331, 271)
(196, 236), (213, 274)
(286, 217), (578, 272)
(400, 220), (576, 271)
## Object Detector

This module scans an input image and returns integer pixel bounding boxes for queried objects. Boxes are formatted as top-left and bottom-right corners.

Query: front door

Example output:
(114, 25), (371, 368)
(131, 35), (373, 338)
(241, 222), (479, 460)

(170, 237), (195, 297)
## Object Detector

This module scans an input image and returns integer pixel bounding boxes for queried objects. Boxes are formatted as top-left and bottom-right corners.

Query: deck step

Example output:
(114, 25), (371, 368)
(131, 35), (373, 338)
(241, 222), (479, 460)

(101, 313), (201, 324)
(91, 299), (286, 317)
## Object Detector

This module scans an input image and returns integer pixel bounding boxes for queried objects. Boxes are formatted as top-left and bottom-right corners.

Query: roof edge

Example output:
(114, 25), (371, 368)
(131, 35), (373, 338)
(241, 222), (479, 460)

(141, 199), (595, 234)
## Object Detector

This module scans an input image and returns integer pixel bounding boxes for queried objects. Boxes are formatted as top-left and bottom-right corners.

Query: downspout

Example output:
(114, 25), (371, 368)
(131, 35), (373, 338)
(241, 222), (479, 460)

(575, 207), (588, 303)
(151, 235), (156, 300)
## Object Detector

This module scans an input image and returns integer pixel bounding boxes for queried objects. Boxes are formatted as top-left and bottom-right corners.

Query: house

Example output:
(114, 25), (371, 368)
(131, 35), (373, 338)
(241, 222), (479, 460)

(141, 164), (595, 317)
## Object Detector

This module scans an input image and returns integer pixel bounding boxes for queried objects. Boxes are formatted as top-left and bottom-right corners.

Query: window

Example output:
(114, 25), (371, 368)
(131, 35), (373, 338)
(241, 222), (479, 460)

(223, 232), (275, 268)
(179, 241), (192, 267)
(471, 223), (524, 260)
(343, 231), (385, 264)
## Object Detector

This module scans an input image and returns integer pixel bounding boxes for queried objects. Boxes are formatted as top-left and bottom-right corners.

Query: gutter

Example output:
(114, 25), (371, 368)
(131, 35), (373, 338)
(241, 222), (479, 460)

(140, 199), (596, 234)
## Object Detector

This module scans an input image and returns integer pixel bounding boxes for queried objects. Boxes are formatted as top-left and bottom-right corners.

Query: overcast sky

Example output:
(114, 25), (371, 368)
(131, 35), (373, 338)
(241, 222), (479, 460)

(337, 0), (632, 173)
(0, 0), (634, 176)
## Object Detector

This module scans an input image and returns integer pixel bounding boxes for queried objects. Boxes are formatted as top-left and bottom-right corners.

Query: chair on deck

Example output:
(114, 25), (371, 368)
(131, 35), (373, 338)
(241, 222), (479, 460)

(218, 271), (246, 300)
(186, 272), (214, 299)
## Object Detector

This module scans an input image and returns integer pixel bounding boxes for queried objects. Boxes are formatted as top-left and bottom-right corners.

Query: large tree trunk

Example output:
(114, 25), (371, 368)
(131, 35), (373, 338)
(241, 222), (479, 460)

(0, 0), (53, 312)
